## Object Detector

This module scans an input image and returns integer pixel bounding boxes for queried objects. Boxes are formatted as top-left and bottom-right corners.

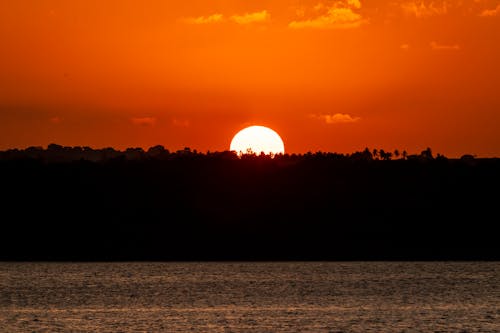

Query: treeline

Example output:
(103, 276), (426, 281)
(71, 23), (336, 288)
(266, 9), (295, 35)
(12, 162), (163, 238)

(0, 145), (498, 260)
(0, 143), (472, 163)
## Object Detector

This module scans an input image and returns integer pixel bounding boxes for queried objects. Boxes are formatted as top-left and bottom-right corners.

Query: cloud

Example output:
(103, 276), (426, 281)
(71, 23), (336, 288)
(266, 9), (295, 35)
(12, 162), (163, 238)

(347, 0), (362, 9)
(310, 113), (361, 124)
(230, 10), (270, 24)
(131, 117), (156, 126)
(401, 1), (448, 18)
(480, 5), (500, 17)
(172, 118), (190, 127)
(400, 44), (410, 51)
(50, 116), (62, 124)
(182, 14), (223, 24)
(289, 1), (367, 29)
(430, 41), (460, 50)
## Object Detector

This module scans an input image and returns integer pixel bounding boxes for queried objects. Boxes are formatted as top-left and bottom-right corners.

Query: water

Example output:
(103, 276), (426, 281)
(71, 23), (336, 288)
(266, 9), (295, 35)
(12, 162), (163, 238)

(0, 262), (498, 332)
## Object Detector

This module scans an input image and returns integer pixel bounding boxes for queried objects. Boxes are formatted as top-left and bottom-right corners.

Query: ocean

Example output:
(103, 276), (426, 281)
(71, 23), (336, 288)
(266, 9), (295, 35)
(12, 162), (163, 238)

(0, 262), (498, 332)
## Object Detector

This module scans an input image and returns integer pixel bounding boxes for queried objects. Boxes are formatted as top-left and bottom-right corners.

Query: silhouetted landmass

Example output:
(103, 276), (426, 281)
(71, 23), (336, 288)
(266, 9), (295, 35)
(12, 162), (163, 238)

(0, 145), (498, 260)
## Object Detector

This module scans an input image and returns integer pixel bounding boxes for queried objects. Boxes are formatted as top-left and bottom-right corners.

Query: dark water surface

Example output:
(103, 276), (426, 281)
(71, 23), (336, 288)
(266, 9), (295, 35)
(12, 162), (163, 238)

(1, 262), (498, 332)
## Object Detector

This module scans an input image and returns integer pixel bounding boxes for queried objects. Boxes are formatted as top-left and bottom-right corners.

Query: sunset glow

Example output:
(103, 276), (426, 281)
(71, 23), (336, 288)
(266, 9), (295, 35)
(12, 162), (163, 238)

(1, 1), (500, 156)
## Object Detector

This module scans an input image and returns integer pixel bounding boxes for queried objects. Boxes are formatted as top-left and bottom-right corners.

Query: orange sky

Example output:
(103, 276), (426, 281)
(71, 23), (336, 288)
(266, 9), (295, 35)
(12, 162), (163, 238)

(1, 0), (500, 156)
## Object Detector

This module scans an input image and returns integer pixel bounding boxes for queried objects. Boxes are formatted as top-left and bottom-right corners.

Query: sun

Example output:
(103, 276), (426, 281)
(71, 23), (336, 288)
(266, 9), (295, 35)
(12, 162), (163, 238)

(230, 126), (285, 156)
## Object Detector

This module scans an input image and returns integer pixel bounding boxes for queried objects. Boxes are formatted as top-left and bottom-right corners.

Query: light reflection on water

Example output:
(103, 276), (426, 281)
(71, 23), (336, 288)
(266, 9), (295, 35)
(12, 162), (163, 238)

(0, 262), (498, 332)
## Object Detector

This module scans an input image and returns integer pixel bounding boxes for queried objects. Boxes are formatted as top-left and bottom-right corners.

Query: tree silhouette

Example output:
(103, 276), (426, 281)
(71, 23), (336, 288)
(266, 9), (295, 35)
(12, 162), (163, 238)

(420, 147), (434, 160)
(394, 149), (400, 159)
(379, 149), (392, 160)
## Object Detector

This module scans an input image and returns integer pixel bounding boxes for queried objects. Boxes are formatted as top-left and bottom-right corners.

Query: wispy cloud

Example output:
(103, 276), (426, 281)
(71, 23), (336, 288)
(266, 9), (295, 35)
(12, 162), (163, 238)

(230, 10), (270, 24)
(172, 118), (190, 128)
(480, 4), (500, 17)
(50, 116), (62, 124)
(289, 1), (366, 29)
(310, 113), (361, 124)
(430, 41), (460, 50)
(181, 10), (270, 26)
(181, 14), (223, 25)
(347, 0), (362, 9)
(400, 44), (410, 51)
(401, 1), (448, 18)
(131, 117), (156, 126)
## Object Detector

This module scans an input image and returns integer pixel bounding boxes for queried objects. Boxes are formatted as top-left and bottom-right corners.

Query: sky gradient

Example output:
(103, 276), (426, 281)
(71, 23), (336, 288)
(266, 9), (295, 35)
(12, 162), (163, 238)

(1, 0), (500, 156)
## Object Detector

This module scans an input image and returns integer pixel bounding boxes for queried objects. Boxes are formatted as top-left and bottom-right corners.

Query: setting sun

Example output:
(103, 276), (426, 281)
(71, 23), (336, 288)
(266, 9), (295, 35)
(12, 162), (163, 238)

(230, 126), (285, 156)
